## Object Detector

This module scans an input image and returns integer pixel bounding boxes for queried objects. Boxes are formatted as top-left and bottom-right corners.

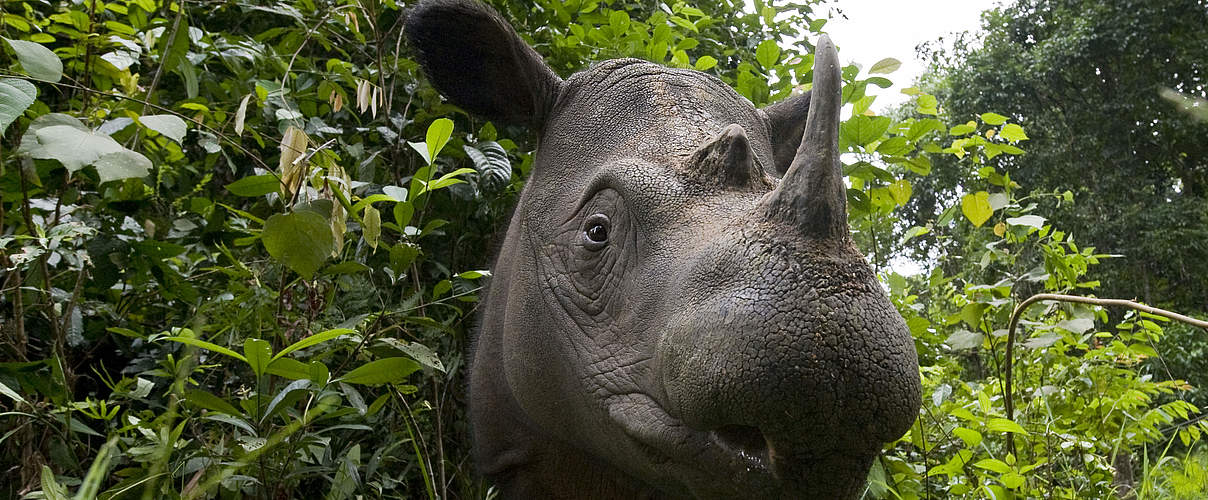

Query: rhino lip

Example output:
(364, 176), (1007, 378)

(709, 424), (772, 472)
(608, 393), (778, 493)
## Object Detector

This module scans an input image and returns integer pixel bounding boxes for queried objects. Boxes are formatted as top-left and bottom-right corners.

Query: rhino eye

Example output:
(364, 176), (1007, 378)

(582, 214), (610, 249)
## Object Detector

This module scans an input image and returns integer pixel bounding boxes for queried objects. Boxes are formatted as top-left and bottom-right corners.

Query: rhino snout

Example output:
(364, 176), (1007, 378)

(655, 249), (921, 496)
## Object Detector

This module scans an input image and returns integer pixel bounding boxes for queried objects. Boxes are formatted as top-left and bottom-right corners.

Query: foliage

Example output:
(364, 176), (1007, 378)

(0, 0), (1204, 498)
(909, 0), (1208, 314)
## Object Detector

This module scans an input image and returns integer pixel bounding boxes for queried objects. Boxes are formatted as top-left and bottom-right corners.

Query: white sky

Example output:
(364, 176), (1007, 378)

(818, 0), (1002, 112)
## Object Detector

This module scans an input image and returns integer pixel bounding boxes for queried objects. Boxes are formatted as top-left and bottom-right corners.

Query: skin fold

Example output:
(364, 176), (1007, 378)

(404, 1), (923, 497)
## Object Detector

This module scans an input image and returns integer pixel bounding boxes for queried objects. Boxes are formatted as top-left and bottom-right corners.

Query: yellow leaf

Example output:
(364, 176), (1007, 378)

(279, 126), (309, 196)
(961, 191), (993, 227)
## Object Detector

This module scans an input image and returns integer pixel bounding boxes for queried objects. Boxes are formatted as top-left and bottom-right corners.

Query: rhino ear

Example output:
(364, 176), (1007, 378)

(760, 91), (812, 176)
(405, 0), (562, 127)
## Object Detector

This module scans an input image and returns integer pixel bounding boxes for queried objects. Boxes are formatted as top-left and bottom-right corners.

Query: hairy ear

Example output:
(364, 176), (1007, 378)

(404, 0), (562, 127)
(760, 90), (812, 176)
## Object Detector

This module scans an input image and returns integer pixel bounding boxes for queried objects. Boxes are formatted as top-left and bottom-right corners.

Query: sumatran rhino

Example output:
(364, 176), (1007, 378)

(405, 1), (922, 497)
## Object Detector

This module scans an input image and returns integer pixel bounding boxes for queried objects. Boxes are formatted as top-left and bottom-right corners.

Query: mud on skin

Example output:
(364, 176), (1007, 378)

(404, 1), (922, 497)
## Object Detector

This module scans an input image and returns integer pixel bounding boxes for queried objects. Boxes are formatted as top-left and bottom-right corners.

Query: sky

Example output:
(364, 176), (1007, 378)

(818, 0), (1003, 112)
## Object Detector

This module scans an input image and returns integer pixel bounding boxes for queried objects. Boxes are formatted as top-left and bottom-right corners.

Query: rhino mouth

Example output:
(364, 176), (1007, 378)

(710, 424), (771, 471)
(606, 392), (875, 497)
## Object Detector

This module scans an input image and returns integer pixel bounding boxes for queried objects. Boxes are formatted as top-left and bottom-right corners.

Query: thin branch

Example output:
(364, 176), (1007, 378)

(1003, 293), (1208, 454)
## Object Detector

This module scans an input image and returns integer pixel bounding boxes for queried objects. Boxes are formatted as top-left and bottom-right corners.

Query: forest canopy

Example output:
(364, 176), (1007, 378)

(1, 0), (1206, 498)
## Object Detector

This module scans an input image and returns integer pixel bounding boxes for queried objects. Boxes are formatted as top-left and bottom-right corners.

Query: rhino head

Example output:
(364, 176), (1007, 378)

(405, 1), (921, 497)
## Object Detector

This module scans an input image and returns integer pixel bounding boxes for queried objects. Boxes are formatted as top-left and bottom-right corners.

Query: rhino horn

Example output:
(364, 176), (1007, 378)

(688, 124), (770, 189)
(760, 35), (846, 239)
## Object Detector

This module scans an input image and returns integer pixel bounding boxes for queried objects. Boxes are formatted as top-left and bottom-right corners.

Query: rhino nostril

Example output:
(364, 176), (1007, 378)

(711, 424), (771, 470)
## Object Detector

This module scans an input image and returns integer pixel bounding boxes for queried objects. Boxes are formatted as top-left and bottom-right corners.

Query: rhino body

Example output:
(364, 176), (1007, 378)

(405, 1), (921, 497)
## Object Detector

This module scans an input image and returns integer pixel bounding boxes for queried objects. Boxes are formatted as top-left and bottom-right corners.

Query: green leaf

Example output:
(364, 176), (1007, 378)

(93, 149), (152, 184)
(868, 57), (901, 74)
(75, 437), (118, 500)
(840, 115), (892, 148)
(756, 39), (780, 68)
(262, 211), (335, 279)
(274, 328), (356, 360)
(980, 112), (1009, 125)
(341, 357), (422, 385)
(363, 205), (381, 249)
(163, 336), (247, 362)
(227, 174), (281, 197)
(0, 78), (36, 137)
(28, 125), (124, 172)
(139, 114), (187, 143)
(905, 118), (945, 141)
(974, 458), (1012, 474)
(184, 389), (245, 417)
(433, 279), (452, 298)
(887, 179), (911, 206)
(946, 329), (982, 350)
(1000, 123), (1028, 142)
(425, 118), (454, 163)
(952, 427), (982, 447)
(916, 94), (938, 115)
(40, 465), (69, 500)
(1001, 471), (1025, 489)
(694, 55), (717, 71)
(244, 338), (272, 377)
(875, 136), (911, 156)
(157, 20), (190, 75)
(949, 122), (976, 135)
(961, 191), (993, 227)
(987, 417), (1029, 435)
(608, 10), (630, 34)
(266, 357), (310, 380)
(4, 38), (63, 82)
(960, 303), (987, 328)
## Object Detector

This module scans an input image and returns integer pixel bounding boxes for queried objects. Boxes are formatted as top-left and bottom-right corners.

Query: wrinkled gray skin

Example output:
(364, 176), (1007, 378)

(405, 1), (921, 498)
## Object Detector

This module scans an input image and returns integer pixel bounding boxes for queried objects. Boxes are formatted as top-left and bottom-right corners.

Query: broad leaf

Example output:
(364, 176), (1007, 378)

(262, 211), (334, 279)
(463, 141), (511, 192)
(960, 191), (993, 227)
(1000, 123), (1029, 142)
(185, 389), (245, 417)
(424, 118), (454, 163)
(840, 115), (892, 149)
(363, 205), (381, 249)
(139, 114), (187, 143)
(755, 39), (780, 68)
(0, 78), (36, 137)
(93, 150), (152, 184)
(4, 38), (62, 82)
(226, 174), (281, 197)
(28, 125), (123, 172)
(868, 57), (901, 74)
(341, 357), (421, 385)
(244, 338), (272, 377)
(987, 417), (1029, 435)
(980, 112), (1008, 125)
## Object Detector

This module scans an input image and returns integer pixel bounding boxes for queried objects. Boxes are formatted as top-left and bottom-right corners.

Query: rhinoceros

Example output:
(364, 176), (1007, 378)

(404, 1), (922, 497)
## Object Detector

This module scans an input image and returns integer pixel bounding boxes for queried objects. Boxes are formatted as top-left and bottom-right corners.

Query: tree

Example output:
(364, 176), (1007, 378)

(913, 0), (1208, 312)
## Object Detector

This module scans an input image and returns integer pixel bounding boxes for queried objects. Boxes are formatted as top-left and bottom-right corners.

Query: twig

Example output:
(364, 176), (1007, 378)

(1003, 293), (1208, 454)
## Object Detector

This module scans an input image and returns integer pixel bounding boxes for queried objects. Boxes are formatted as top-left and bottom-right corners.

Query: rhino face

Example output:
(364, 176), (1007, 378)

(406, 1), (921, 497)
